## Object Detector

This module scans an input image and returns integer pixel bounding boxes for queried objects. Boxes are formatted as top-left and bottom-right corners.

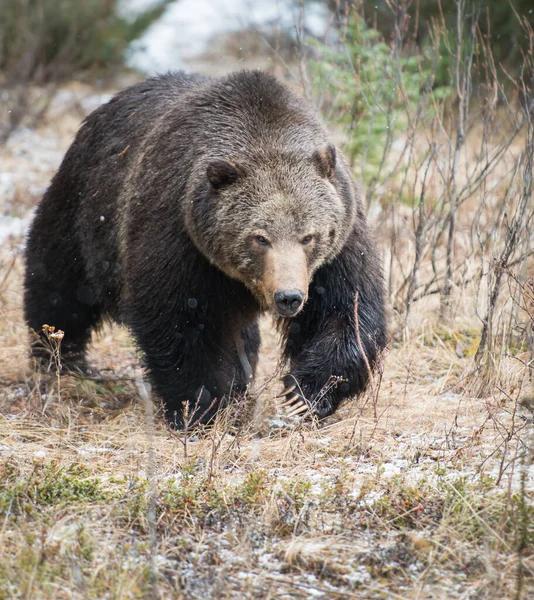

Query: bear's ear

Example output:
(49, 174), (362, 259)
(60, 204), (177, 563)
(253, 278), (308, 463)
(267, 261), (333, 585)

(312, 144), (336, 179)
(207, 159), (243, 189)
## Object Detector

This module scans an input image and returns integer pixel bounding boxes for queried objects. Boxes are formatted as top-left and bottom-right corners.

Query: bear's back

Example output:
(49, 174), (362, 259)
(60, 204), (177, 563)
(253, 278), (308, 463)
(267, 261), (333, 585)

(173, 71), (329, 160)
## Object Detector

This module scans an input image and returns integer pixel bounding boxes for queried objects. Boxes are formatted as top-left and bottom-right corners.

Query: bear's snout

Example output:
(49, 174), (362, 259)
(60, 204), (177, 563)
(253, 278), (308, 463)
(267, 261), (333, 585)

(260, 241), (309, 316)
(274, 289), (304, 317)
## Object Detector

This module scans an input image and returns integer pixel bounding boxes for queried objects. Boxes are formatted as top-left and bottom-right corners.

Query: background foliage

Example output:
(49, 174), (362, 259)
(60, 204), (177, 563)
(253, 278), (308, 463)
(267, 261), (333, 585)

(0, 0), (172, 82)
(358, 0), (534, 77)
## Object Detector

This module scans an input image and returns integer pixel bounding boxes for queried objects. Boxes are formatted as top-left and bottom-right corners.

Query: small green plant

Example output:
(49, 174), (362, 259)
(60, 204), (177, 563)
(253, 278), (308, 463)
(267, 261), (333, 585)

(161, 474), (199, 512)
(0, 461), (108, 518)
(286, 480), (312, 512)
(371, 481), (430, 530)
(237, 471), (267, 506)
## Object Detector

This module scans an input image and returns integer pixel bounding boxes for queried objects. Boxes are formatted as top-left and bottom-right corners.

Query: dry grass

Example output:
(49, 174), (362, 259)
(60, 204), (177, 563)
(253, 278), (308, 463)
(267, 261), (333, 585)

(1, 80), (533, 599)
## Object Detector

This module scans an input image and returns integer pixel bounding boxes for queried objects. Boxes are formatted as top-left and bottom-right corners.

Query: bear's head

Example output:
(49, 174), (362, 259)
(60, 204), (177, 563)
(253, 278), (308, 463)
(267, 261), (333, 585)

(186, 144), (356, 317)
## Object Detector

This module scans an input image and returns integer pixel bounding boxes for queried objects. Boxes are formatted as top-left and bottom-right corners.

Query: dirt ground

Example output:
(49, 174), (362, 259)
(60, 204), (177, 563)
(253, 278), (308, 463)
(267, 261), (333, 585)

(0, 82), (533, 599)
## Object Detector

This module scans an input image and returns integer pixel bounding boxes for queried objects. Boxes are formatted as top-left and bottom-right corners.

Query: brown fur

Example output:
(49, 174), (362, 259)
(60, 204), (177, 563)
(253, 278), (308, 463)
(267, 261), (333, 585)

(24, 70), (386, 427)
(191, 148), (352, 314)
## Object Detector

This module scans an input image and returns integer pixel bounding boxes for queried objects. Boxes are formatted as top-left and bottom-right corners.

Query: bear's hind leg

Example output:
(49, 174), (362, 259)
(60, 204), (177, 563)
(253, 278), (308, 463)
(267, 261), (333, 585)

(24, 271), (102, 375)
(24, 214), (102, 375)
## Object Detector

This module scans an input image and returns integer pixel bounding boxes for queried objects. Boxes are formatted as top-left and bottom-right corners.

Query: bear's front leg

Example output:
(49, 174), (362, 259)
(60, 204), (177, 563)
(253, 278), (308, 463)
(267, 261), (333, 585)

(135, 322), (225, 429)
(136, 315), (261, 429)
(125, 251), (260, 428)
(279, 231), (387, 420)
(143, 323), (258, 428)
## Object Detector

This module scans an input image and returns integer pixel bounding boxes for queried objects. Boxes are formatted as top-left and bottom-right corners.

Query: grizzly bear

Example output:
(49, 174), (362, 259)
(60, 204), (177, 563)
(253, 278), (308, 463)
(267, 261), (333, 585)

(24, 70), (386, 428)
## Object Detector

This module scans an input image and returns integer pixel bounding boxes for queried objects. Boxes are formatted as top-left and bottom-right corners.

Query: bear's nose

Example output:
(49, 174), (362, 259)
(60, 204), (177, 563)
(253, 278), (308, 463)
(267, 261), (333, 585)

(274, 290), (304, 316)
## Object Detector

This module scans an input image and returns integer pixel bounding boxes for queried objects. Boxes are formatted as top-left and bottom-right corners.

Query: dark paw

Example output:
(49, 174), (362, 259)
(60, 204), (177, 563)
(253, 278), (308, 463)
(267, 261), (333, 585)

(165, 408), (217, 431)
(276, 374), (340, 420)
(165, 409), (185, 430)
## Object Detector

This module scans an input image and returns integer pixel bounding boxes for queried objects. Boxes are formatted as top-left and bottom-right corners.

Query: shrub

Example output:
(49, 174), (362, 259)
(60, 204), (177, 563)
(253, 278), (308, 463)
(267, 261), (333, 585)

(308, 15), (451, 179)
(0, 0), (171, 82)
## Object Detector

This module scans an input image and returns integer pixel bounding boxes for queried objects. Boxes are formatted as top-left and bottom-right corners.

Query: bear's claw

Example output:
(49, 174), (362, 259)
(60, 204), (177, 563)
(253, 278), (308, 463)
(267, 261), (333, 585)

(278, 394), (300, 408)
(285, 400), (308, 417)
(275, 384), (297, 398)
(277, 388), (310, 417)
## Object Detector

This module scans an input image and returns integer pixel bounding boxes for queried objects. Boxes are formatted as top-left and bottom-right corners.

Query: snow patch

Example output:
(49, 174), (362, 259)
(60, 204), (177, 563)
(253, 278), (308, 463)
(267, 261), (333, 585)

(124, 0), (329, 74)
(0, 213), (33, 245)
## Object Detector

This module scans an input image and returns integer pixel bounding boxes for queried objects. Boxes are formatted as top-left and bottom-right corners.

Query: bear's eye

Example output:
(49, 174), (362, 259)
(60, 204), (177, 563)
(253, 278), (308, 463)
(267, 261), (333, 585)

(301, 234), (314, 245)
(255, 235), (270, 246)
